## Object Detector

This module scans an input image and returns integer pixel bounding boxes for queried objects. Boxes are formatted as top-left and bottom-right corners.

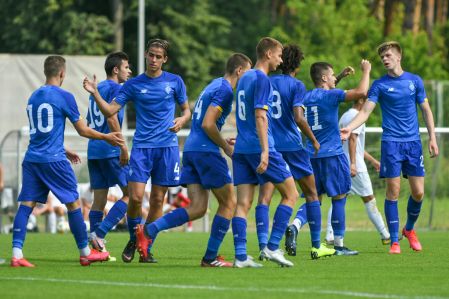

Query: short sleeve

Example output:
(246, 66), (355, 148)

(175, 76), (188, 105)
(368, 80), (380, 104)
(115, 80), (133, 107)
(415, 76), (427, 104)
(109, 84), (122, 103)
(254, 72), (272, 110)
(211, 81), (233, 110)
(293, 80), (307, 108)
(62, 92), (81, 123)
(329, 88), (346, 105)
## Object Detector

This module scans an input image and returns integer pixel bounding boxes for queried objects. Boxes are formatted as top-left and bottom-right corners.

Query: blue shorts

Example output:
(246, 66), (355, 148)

(232, 152), (292, 186)
(311, 154), (351, 197)
(128, 147), (180, 186)
(380, 140), (425, 178)
(88, 157), (128, 189)
(18, 160), (79, 204)
(180, 151), (232, 189)
(280, 149), (313, 180)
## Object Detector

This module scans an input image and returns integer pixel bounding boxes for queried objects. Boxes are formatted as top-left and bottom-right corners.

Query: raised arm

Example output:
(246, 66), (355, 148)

(348, 133), (358, 177)
(255, 108), (269, 174)
(335, 66), (355, 86)
(202, 106), (233, 158)
(420, 101), (439, 158)
(340, 101), (376, 140)
(344, 60), (371, 101)
(294, 106), (319, 155)
(83, 75), (122, 117)
(169, 102), (191, 133)
(72, 119), (124, 147)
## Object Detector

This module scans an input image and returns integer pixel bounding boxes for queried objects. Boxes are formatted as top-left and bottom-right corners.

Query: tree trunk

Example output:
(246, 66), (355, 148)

(424, 0), (435, 54)
(111, 0), (124, 51)
(436, 0), (448, 24)
(384, 0), (400, 36)
(371, 0), (385, 20)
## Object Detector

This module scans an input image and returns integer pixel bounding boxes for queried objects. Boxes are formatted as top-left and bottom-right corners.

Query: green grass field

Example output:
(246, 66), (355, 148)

(1, 230), (448, 299)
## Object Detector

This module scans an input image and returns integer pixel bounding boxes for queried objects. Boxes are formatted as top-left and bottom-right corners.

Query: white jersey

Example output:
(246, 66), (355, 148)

(339, 108), (367, 173)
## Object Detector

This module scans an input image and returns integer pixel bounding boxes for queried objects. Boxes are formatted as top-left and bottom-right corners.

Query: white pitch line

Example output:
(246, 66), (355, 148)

(1, 276), (448, 299)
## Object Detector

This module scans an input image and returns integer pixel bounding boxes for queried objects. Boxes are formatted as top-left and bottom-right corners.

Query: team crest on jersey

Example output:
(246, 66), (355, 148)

(408, 81), (416, 95)
(165, 83), (172, 95)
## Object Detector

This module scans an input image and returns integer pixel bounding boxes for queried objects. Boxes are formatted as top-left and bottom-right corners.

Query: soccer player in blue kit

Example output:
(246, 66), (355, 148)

(11, 56), (124, 267)
(85, 52), (132, 256)
(133, 53), (252, 267)
(232, 37), (299, 268)
(303, 59), (371, 256)
(83, 39), (191, 263)
(340, 41), (439, 254)
(254, 44), (335, 259)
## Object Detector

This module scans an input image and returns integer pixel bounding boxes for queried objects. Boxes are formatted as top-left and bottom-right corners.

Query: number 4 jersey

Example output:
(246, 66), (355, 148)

(25, 85), (81, 163)
(86, 80), (123, 159)
(303, 88), (346, 158)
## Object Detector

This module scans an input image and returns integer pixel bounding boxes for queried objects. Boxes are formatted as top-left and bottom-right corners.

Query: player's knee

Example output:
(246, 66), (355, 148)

(411, 191), (424, 201)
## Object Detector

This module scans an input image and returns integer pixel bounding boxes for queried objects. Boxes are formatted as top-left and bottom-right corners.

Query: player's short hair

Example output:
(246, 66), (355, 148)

(104, 51), (129, 76)
(44, 56), (66, 77)
(377, 41), (402, 56)
(225, 53), (252, 75)
(279, 44), (305, 74)
(256, 37), (283, 60)
(146, 38), (170, 56)
(310, 62), (333, 86)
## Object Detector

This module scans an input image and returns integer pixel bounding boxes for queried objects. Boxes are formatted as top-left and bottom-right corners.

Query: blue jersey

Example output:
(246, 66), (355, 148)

(304, 88), (346, 158)
(269, 74), (307, 151)
(184, 77), (233, 153)
(24, 85), (80, 163)
(87, 80), (123, 159)
(368, 72), (426, 142)
(115, 71), (187, 148)
(234, 69), (275, 154)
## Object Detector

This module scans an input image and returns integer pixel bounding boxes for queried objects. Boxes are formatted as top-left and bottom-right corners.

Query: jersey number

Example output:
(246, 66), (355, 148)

(271, 90), (282, 119)
(88, 101), (105, 128)
(193, 91), (205, 120)
(27, 104), (54, 134)
(308, 106), (322, 130)
(237, 90), (246, 120)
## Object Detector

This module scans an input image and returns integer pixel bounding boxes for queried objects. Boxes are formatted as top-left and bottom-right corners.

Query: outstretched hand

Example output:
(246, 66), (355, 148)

(341, 66), (355, 78)
(83, 75), (98, 94)
(105, 132), (125, 147)
(360, 59), (371, 73)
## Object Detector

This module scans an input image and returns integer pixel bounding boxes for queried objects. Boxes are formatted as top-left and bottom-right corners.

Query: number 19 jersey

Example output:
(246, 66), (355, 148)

(234, 69), (275, 154)
(304, 88), (346, 158)
(86, 80), (123, 159)
(24, 85), (81, 163)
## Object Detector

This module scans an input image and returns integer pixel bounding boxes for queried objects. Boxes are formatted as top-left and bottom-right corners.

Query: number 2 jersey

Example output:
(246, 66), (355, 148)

(183, 77), (233, 153)
(303, 88), (346, 158)
(24, 85), (81, 163)
(86, 79), (124, 159)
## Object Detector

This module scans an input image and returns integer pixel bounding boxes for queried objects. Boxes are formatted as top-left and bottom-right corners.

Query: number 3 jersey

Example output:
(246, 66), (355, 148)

(25, 85), (81, 163)
(303, 88), (346, 158)
(183, 77), (233, 153)
(86, 80), (123, 159)
(269, 74), (307, 151)
(234, 69), (275, 154)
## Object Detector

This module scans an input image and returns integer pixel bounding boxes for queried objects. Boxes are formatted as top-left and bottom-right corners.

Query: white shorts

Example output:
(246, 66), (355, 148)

(349, 171), (373, 197)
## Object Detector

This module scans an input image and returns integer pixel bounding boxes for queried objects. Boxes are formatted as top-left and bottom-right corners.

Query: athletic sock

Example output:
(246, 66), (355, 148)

(405, 195), (423, 231)
(12, 205), (33, 251)
(203, 215), (230, 261)
(364, 198), (390, 239)
(96, 199), (127, 239)
(88, 210), (103, 233)
(267, 204), (293, 251)
(145, 208), (189, 240)
(127, 216), (142, 241)
(306, 200), (321, 249)
(331, 197), (347, 247)
(255, 204), (269, 251)
(294, 203), (308, 229)
(68, 208), (88, 250)
(384, 199), (399, 243)
(326, 206), (334, 241)
(232, 217), (247, 261)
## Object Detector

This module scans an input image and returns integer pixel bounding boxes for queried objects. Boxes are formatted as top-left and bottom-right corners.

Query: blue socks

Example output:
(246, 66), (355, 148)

(203, 215), (230, 261)
(88, 210), (103, 233)
(12, 205), (33, 249)
(127, 216), (142, 241)
(255, 204), (269, 251)
(385, 199), (399, 243)
(267, 204), (293, 251)
(68, 208), (88, 249)
(405, 196), (422, 231)
(331, 197), (346, 239)
(232, 217), (247, 261)
(306, 201), (321, 249)
(96, 199), (128, 239)
(145, 208), (189, 240)
(295, 203), (308, 227)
